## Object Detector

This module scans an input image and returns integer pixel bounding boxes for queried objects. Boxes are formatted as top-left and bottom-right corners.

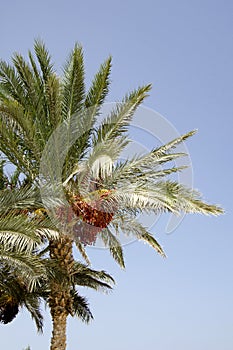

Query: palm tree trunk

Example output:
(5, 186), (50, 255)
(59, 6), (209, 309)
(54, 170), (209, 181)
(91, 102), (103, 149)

(49, 235), (74, 350)
(50, 310), (68, 350)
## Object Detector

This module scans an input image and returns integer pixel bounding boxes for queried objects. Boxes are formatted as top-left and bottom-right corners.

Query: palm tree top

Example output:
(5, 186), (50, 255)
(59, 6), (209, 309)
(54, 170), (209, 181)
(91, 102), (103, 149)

(0, 40), (223, 267)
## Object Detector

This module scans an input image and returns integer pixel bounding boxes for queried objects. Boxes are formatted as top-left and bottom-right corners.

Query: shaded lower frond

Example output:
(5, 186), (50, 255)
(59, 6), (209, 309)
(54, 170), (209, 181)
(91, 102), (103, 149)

(0, 248), (46, 291)
(71, 262), (114, 291)
(0, 267), (44, 331)
(71, 290), (93, 323)
(24, 297), (43, 332)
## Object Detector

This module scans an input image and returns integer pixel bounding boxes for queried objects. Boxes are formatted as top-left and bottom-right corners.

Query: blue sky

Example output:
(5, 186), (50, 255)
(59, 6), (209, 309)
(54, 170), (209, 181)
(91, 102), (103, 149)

(0, 0), (232, 349)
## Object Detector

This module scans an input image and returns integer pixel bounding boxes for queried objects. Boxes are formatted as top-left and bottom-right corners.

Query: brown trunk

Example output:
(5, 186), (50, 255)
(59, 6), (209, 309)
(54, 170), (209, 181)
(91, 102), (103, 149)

(49, 235), (74, 350)
(50, 310), (68, 350)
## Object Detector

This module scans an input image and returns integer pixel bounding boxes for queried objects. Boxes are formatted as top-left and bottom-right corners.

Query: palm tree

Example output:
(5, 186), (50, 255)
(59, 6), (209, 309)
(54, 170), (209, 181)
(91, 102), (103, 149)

(0, 41), (223, 350)
(0, 182), (54, 330)
(0, 162), (56, 331)
(0, 162), (114, 349)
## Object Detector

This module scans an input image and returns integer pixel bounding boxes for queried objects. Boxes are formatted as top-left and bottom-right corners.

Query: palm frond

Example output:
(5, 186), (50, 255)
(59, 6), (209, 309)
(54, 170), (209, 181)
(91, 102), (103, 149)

(0, 214), (41, 252)
(0, 160), (8, 190)
(0, 60), (25, 104)
(104, 131), (195, 188)
(12, 53), (38, 104)
(70, 290), (93, 323)
(85, 57), (112, 111)
(0, 267), (44, 331)
(0, 248), (46, 292)
(24, 296), (43, 332)
(94, 84), (151, 144)
(99, 228), (125, 268)
(0, 100), (39, 157)
(62, 44), (85, 118)
(33, 40), (54, 83)
(75, 241), (91, 265)
(109, 186), (176, 213)
(78, 137), (125, 182)
(110, 177), (223, 217)
(71, 262), (115, 291)
(45, 73), (62, 129)
(154, 130), (197, 155)
(0, 186), (41, 214)
(111, 215), (166, 257)
(154, 181), (224, 216)
(0, 118), (36, 179)
(61, 56), (112, 181)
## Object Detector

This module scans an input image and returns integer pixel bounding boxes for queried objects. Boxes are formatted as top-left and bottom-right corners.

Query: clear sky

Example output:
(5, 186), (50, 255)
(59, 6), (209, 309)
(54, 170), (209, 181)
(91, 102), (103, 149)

(0, 0), (233, 349)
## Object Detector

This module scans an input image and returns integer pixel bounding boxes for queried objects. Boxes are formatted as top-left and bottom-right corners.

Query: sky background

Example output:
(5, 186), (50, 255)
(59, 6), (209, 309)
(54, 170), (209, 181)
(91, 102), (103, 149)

(0, 0), (232, 349)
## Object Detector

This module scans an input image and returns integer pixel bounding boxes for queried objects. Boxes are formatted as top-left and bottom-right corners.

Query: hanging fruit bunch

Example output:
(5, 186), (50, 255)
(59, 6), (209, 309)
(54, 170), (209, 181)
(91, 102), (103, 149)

(55, 189), (115, 246)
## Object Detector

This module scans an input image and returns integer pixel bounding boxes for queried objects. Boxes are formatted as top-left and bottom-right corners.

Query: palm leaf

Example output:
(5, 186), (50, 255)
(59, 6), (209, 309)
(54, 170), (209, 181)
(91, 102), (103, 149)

(62, 44), (85, 118)
(70, 290), (93, 323)
(33, 40), (54, 83)
(94, 84), (151, 143)
(85, 57), (112, 111)
(99, 228), (125, 268)
(111, 215), (166, 257)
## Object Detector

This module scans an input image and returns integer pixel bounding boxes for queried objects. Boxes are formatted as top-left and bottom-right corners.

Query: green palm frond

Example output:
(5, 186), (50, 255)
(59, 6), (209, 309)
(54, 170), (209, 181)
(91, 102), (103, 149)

(0, 266), (44, 331)
(62, 44), (85, 118)
(154, 130), (197, 154)
(71, 262), (114, 290)
(110, 178), (223, 216)
(75, 241), (91, 265)
(33, 40), (54, 83)
(153, 180), (224, 216)
(99, 228), (125, 268)
(104, 131), (195, 187)
(23, 295), (43, 332)
(110, 214), (166, 257)
(0, 160), (8, 190)
(0, 214), (41, 251)
(109, 186), (176, 213)
(85, 56), (112, 111)
(0, 248), (45, 291)
(70, 290), (93, 323)
(0, 100), (38, 156)
(0, 60), (25, 103)
(45, 73), (62, 129)
(0, 121), (31, 177)
(62, 55), (112, 180)
(0, 186), (39, 213)
(94, 84), (151, 144)
(28, 49), (43, 87)
(12, 53), (38, 104)
(0, 185), (59, 291)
